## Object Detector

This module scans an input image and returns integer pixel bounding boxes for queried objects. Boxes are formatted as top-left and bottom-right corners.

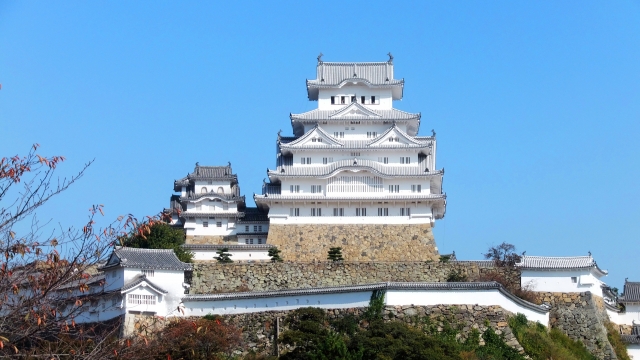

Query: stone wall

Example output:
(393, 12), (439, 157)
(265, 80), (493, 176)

(127, 305), (524, 357)
(535, 292), (617, 359)
(266, 223), (439, 262)
(190, 261), (521, 294)
(186, 234), (237, 245)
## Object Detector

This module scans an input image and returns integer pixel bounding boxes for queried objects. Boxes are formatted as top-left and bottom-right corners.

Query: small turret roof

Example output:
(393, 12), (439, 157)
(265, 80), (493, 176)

(516, 255), (607, 276)
(174, 164), (237, 191)
(620, 280), (640, 303)
(307, 59), (404, 100)
(100, 247), (192, 271)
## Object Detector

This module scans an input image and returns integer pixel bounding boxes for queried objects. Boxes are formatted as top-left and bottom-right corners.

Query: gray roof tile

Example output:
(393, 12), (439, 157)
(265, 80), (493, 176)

(101, 247), (192, 271)
(620, 281), (640, 303)
(121, 274), (168, 294)
(516, 255), (607, 275)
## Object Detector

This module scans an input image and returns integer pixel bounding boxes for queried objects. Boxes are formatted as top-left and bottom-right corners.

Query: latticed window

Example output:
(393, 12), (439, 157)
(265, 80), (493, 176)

(127, 294), (156, 305)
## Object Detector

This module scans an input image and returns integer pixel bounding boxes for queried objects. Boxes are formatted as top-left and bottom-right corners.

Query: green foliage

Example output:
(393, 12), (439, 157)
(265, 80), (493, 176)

(203, 313), (222, 321)
(279, 306), (538, 360)
(351, 320), (462, 360)
(446, 269), (469, 282)
(214, 247), (233, 263)
(509, 313), (597, 360)
(120, 222), (193, 263)
(279, 308), (330, 360)
(604, 320), (631, 360)
(475, 327), (525, 360)
(362, 289), (385, 321)
(439, 255), (452, 263)
(327, 247), (344, 261)
(268, 246), (283, 262)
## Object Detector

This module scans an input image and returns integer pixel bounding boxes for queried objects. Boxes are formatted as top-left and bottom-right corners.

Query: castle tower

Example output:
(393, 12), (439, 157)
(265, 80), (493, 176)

(255, 55), (446, 261)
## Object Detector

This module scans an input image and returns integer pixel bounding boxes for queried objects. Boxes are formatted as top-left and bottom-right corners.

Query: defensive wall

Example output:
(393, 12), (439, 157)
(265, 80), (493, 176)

(535, 291), (618, 360)
(129, 303), (528, 357)
(190, 260), (521, 294)
(266, 223), (439, 262)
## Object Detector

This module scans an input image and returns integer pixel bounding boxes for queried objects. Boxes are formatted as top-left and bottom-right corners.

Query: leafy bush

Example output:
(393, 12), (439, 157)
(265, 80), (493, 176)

(447, 269), (468, 282)
(214, 247), (233, 263)
(328, 247), (344, 261)
(509, 313), (597, 360)
(268, 246), (283, 262)
(121, 222), (193, 263)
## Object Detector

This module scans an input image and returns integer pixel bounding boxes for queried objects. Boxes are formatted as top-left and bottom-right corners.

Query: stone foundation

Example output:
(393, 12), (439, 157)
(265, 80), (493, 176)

(535, 292), (617, 359)
(190, 261), (521, 294)
(266, 223), (439, 262)
(125, 305), (524, 357)
(186, 235), (237, 245)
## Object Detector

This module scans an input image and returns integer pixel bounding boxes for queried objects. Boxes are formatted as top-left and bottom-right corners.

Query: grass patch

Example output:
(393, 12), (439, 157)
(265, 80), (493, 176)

(604, 320), (631, 360)
(509, 313), (597, 360)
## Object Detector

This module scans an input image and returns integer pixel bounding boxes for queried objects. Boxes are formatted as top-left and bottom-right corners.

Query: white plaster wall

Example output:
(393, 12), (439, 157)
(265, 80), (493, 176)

(290, 150), (426, 167)
(192, 249), (270, 261)
(521, 269), (605, 295)
(386, 289), (549, 325)
(194, 180), (233, 195)
(618, 304), (640, 325)
(103, 268), (125, 292)
(267, 203), (433, 225)
(183, 291), (372, 316)
(181, 288), (548, 325)
(184, 218), (235, 236)
(123, 268), (185, 317)
(317, 87), (393, 110)
(281, 176), (432, 196)
(627, 344), (640, 359)
(237, 224), (269, 233)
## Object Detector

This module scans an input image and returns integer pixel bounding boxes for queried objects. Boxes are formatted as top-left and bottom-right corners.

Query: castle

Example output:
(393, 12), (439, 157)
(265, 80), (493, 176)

(169, 54), (445, 263)
(70, 56), (639, 359)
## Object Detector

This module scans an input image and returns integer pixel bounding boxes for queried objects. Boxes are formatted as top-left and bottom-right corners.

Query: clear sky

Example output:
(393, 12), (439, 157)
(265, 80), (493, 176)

(1, 1), (639, 289)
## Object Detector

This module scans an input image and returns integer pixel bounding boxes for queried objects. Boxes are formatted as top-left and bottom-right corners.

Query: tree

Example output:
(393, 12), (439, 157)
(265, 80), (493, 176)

(328, 247), (344, 262)
(483, 242), (523, 267)
(0, 145), (161, 358)
(268, 246), (283, 262)
(215, 247), (233, 263)
(120, 221), (193, 263)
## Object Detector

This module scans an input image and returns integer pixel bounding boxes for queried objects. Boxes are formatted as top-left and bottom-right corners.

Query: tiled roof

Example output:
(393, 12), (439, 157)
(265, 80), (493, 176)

(101, 247), (192, 271)
(121, 274), (168, 294)
(184, 281), (548, 313)
(174, 164), (237, 191)
(280, 123), (431, 152)
(238, 207), (270, 222)
(620, 281), (640, 303)
(290, 107), (419, 122)
(622, 334), (640, 344)
(268, 160), (442, 178)
(255, 193), (446, 202)
(181, 211), (244, 219)
(312, 61), (397, 84)
(516, 255), (608, 276)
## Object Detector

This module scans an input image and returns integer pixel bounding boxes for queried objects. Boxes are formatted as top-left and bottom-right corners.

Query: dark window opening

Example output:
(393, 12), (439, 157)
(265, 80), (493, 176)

(361, 96), (365, 103)
(341, 96), (346, 104)
(331, 96), (335, 104)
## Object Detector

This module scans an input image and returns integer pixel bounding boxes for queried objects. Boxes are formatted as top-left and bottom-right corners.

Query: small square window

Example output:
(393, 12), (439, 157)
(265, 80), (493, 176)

(203, 221), (208, 227)
(216, 222), (222, 227)
(571, 277), (577, 283)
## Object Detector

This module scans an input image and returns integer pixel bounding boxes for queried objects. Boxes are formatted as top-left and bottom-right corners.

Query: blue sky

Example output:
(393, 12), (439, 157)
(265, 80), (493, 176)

(1, 1), (639, 289)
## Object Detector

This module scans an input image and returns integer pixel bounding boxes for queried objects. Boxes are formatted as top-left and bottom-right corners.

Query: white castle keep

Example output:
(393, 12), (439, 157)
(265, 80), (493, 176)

(254, 55), (446, 226)
(166, 55), (447, 262)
